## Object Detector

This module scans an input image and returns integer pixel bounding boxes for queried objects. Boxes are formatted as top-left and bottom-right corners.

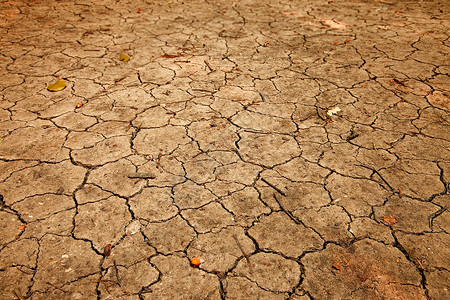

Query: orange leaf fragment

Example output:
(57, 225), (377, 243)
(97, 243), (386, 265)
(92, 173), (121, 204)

(76, 103), (83, 108)
(137, 8), (141, 13)
(332, 260), (342, 271)
(380, 216), (398, 226)
(190, 257), (201, 267)
(333, 41), (339, 45)
(361, 85), (366, 88)
(104, 244), (112, 257)
(18, 224), (26, 232)
(124, 290), (130, 294)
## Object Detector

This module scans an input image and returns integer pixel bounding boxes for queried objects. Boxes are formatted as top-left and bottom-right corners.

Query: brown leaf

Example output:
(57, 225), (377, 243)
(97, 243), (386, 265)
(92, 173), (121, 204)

(380, 216), (398, 226)
(104, 244), (112, 257)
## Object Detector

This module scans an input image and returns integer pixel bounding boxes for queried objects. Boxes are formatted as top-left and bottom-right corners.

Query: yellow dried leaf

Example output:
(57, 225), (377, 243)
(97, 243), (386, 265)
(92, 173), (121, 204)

(119, 53), (130, 62)
(47, 78), (66, 92)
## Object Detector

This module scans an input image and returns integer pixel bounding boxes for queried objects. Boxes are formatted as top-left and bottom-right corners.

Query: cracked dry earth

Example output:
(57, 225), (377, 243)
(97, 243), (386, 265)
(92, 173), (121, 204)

(0, 0), (449, 299)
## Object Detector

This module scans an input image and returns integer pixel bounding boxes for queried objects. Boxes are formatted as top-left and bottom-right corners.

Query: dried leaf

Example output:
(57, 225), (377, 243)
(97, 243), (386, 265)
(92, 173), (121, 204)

(332, 260), (342, 271)
(346, 130), (359, 141)
(104, 244), (112, 256)
(18, 224), (26, 231)
(322, 19), (347, 30)
(190, 257), (201, 267)
(380, 216), (398, 226)
(75, 103), (83, 108)
(119, 53), (130, 62)
(327, 107), (341, 117)
(47, 78), (66, 92)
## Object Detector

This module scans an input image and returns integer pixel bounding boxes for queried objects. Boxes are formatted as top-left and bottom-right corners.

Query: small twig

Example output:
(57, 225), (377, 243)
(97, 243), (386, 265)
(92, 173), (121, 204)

(113, 260), (121, 287)
(243, 129), (264, 134)
(232, 235), (253, 273)
(100, 280), (111, 295)
(13, 290), (24, 300)
(15, 266), (32, 275)
(204, 60), (214, 72)
(192, 151), (206, 159)
(191, 89), (213, 93)
(273, 193), (301, 225)
(360, 165), (393, 191)
(392, 78), (407, 87)
(415, 257), (424, 270)
(46, 282), (68, 293)
(128, 173), (156, 179)
(137, 72), (142, 84)
(261, 177), (286, 196)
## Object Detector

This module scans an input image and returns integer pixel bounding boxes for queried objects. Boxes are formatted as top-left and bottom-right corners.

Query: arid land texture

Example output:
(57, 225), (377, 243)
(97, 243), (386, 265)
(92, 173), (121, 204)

(0, 0), (449, 299)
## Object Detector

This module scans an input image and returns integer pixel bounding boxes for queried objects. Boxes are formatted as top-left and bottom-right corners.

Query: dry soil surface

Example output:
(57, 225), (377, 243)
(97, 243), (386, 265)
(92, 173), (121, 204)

(0, 0), (449, 299)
